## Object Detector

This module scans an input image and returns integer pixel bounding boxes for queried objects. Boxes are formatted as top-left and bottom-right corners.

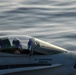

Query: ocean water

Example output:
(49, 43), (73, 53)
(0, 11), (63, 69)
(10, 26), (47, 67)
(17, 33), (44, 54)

(0, 0), (76, 51)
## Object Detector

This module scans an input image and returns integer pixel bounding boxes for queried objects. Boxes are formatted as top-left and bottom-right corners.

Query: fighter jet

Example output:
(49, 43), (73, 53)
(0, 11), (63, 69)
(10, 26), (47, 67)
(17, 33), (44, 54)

(0, 35), (76, 75)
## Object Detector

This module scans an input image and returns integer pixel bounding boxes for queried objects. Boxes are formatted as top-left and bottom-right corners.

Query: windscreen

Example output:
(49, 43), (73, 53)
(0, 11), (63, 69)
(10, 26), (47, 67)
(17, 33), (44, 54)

(34, 38), (67, 55)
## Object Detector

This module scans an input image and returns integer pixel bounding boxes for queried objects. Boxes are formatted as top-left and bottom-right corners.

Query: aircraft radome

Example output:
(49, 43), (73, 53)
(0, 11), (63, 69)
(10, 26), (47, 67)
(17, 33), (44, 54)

(0, 35), (76, 75)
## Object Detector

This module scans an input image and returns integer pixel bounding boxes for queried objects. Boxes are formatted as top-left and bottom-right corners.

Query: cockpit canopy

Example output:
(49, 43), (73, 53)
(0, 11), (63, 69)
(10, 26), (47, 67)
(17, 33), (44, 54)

(0, 35), (31, 49)
(0, 35), (67, 55)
